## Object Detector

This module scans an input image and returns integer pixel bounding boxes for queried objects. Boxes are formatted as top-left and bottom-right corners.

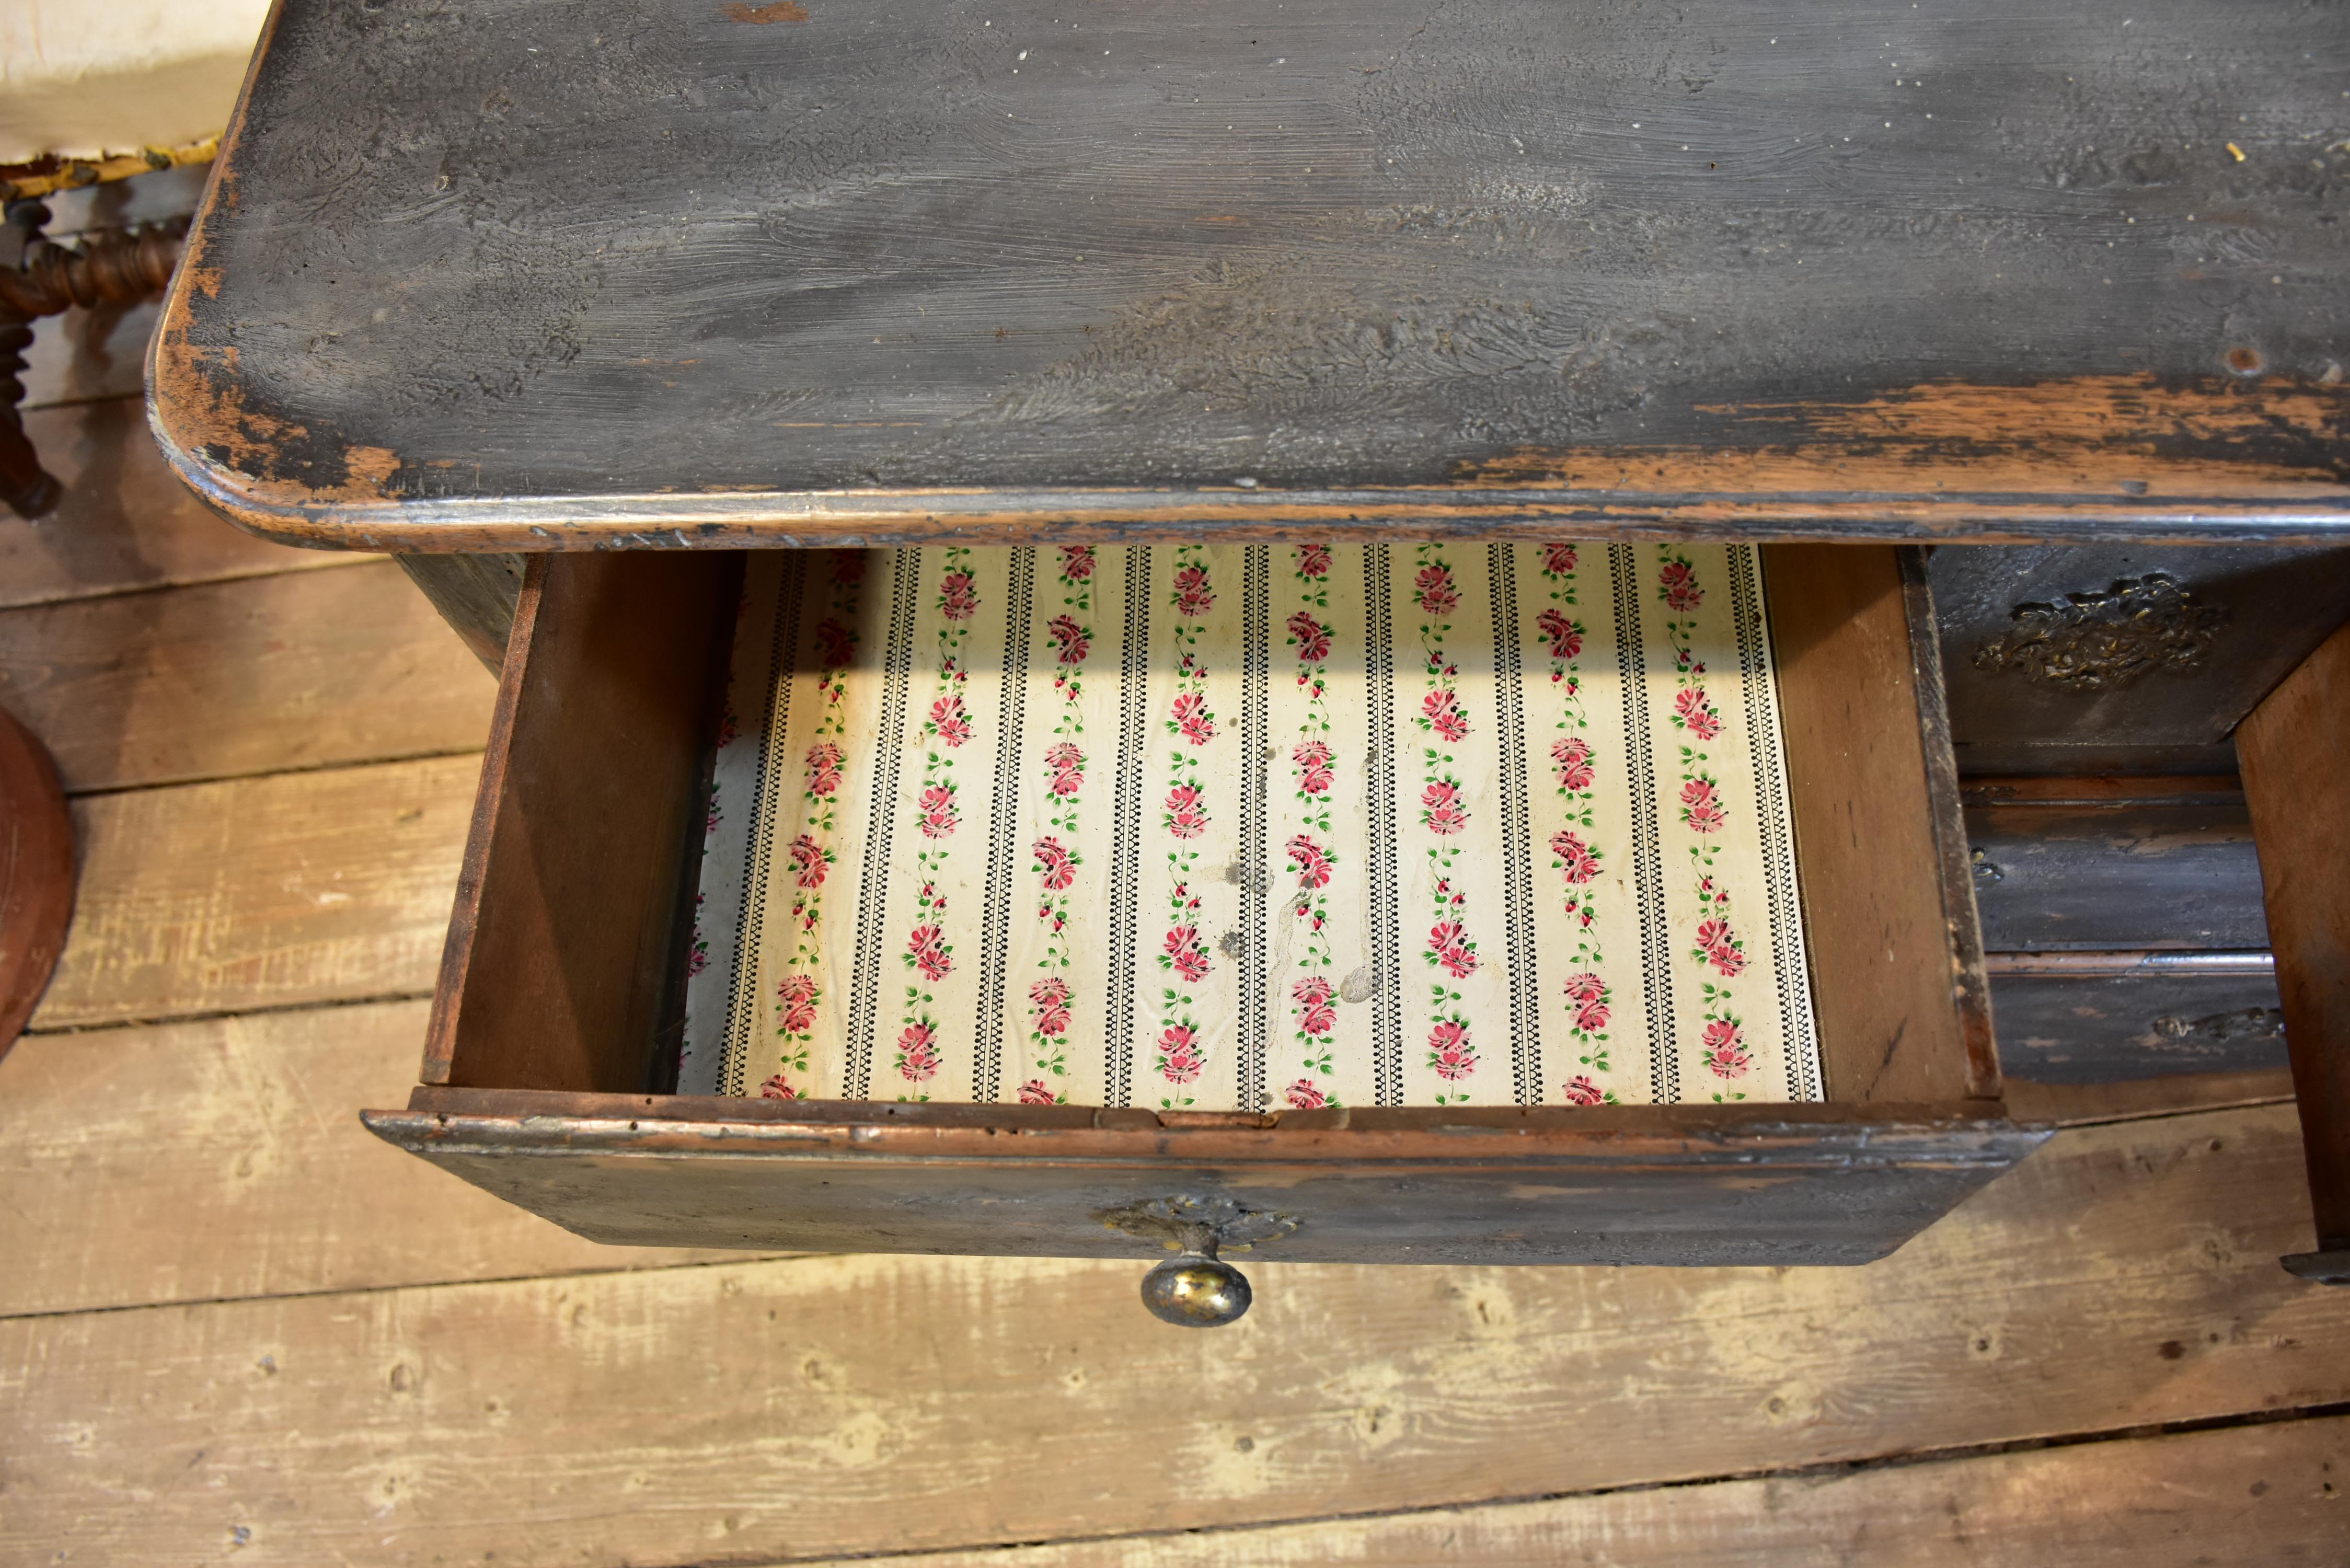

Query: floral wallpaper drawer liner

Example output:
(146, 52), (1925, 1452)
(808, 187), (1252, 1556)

(678, 543), (1822, 1111)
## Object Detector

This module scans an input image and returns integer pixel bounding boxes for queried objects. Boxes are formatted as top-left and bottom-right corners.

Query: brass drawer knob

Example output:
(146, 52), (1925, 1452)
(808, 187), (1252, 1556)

(1141, 1247), (1252, 1328)
(1098, 1193), (1297, 1328)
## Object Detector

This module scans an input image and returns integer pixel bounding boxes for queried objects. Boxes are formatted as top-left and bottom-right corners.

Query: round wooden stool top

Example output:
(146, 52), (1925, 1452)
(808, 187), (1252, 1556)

(0, 706), (73, 1054)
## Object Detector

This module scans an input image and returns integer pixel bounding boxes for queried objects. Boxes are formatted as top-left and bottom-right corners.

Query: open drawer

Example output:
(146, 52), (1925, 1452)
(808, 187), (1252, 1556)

(364, 543), (2046, 1300)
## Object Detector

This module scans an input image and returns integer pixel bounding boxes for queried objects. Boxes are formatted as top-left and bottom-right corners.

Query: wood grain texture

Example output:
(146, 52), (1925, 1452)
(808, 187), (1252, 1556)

(1991, 968), (2287, 1086)
(2002, 1067), (2296, 1128)
(0, 399), (362, 609)
(3, 1103), (2343, 1566)
(427, 552), (735, 1091)
(759, 1414), (2350, 1567)
(150, 0), (2350, 545)
(28, 755), (478, 1029)
(0, 561), (494, 794)
(0, 1001), (770, 1318)
(1764, 545), (1987, 1103)
(2238, 618), (2350, 1254)
(1968, 801), (2269, 953)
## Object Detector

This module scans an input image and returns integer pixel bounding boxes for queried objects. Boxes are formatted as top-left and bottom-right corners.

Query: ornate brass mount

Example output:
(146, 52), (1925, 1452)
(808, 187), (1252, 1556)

(1095, 1193), (1299, 1328)
(3, 199), (189, 518)
(1972, 571), (2228, 693)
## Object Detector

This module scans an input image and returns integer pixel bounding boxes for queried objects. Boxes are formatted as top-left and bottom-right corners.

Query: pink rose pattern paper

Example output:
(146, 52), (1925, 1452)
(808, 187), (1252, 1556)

(1020, 545), (1095, 1104)
(678, 544), (1821, 1108)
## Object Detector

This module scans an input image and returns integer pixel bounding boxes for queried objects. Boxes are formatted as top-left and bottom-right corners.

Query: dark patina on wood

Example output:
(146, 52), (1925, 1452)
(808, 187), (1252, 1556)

(1932, 547), (2350, 775)
(393, 554), (527, 674)
(365, 1090), (2043, 1266)
(1987, 953), (2287, 1087)
(1965, 797), (2270, 953)
(367, 543), (2043, 1267)
(151, 0), (2350, 549)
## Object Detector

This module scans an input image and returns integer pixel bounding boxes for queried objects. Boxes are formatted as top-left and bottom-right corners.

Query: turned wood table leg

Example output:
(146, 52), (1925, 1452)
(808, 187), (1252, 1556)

(0, 203), (61, 518)
(2238, 618), (2350, 1284)
(1, 198), (187, 520)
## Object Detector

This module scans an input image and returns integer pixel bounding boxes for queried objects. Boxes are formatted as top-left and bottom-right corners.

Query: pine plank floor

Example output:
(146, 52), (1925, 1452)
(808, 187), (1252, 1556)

(2, 395), (2346, 1566)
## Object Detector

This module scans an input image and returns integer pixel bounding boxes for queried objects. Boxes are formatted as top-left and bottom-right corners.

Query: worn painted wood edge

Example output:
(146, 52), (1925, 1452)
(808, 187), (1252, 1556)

(360, 1094), (2049, 1264)
(1959, 775), (2249, 809)
(1985, 950), (2274, 978)
(2000, 1067), (2297, 1127)
(143, 6), (2350, 552)
(370, 1088), (2045, 1168)
(139, 455), (2350, 552)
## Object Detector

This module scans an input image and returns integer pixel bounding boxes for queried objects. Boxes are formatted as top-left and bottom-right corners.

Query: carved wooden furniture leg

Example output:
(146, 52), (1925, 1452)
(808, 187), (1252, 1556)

(0, 706), (74, 1057)
(1, 199), (188, 520)
(2237, 619), (2350, 1284)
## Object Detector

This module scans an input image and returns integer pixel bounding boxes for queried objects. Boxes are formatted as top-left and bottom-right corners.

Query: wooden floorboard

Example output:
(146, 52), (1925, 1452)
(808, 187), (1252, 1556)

(0, 1000), (771, 1319)
(27, 755), (479, 1030)
(0, 560), (495, 794)
(0, 399), (365, 610)
(768, 1413), (2350, 1567)
(3, 1103), (2345, 1566)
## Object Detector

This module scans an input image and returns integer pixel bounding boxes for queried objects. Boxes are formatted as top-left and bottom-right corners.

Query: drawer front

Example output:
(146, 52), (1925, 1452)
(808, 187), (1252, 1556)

(1988, 961), (2285, 1086)
(368, 1094), (2045, 1268)
(1967, 800), (2268, 952)
(1932, 544), (2350, 774)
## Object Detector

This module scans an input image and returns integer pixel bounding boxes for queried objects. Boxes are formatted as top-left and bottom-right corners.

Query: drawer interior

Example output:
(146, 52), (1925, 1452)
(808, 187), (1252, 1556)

(419, 543), (1996, 1114)
(369, 542), (2041, 1270)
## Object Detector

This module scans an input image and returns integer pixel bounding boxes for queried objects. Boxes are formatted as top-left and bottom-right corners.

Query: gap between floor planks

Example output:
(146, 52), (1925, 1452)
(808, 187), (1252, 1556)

(0, 559), (495, 794)
(740, 1411), (2350, 1567)
(0, 990), (2303, 1321)
(0, 998), (776, 1318)
(2, 1102), (2345, 1565)
(26, 754), (482, 1030)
